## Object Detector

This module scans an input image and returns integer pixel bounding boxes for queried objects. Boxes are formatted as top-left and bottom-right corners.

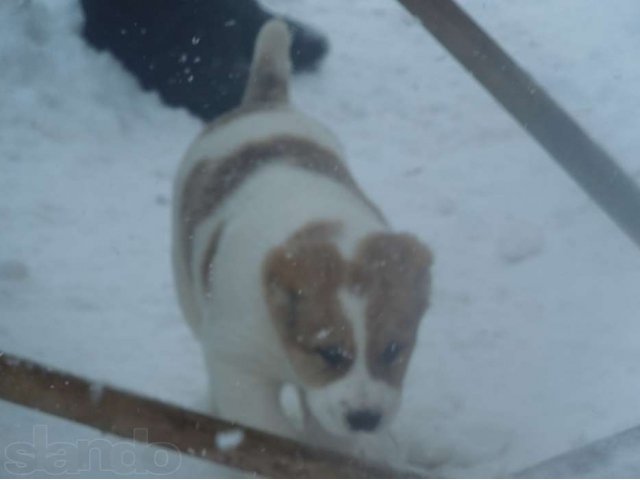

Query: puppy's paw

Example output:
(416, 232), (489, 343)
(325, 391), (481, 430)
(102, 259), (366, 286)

(279, 383), (306, 433)
(351, 432), (407, 468)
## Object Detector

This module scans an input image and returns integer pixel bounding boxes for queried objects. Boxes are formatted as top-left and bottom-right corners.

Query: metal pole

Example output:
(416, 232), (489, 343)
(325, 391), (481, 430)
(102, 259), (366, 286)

(515, 424), (640, 477)
(398, 0), (640, 249)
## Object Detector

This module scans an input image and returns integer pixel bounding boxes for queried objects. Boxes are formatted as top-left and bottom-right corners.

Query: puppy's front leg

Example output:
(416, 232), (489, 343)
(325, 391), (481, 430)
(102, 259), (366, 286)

(207, 363), (297, 440)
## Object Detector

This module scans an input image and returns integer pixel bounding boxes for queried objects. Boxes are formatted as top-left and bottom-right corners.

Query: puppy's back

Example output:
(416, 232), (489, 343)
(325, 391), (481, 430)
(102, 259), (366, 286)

(172, 20), (381, 334)
(172, 19), (314, 333)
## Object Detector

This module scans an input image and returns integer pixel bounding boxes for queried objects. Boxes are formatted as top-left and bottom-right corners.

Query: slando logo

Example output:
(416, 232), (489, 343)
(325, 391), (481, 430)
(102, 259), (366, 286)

(4, 426), (182, 475)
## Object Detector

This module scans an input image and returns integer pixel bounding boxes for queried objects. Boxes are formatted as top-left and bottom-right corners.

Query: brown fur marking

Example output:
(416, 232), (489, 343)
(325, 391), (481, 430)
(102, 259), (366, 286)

(289, 220), (343, 244)
(263, 222), (355, 387)
(350, 233), (433, 388)
(264, 225), (433, 389)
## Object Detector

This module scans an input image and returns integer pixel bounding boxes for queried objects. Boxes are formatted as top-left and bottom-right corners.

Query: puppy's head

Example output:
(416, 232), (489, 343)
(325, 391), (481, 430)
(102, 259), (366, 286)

(264, 224), (432, 436)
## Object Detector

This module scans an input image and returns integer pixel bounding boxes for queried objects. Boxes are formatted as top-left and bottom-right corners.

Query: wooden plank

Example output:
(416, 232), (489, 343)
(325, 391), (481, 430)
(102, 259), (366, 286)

(0, 351), (414, 478)
(397, 0), (640, 249)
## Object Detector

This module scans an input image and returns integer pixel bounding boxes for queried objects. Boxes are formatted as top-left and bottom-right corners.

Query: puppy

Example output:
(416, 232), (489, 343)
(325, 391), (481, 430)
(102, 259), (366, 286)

(172, 19), (433, 451)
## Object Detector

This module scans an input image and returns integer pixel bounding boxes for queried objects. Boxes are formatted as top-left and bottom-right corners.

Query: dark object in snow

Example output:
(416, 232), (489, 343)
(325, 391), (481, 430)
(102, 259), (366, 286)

(80, 0), (329, 121)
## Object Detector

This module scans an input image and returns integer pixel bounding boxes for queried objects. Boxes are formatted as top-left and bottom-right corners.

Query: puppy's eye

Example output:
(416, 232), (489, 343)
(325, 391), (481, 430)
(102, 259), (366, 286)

(381, 342), (403, 365)
(316, 346), (352, 369)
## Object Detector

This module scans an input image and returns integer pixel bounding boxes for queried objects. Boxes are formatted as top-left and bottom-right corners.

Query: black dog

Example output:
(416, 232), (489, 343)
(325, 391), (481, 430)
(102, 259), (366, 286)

(81, 0), (328, 120)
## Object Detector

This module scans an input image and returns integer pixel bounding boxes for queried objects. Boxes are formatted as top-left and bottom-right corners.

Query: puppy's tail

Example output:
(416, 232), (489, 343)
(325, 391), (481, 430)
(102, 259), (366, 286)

(242, 19), (292, 106)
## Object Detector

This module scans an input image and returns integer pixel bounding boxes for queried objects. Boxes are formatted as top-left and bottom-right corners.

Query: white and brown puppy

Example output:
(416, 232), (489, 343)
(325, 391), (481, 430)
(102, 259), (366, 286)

(172, 20), (433, 446)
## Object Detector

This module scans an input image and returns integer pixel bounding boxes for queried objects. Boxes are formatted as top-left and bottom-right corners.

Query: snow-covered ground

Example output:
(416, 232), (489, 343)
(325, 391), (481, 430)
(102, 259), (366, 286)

(2, 0), (640, 477)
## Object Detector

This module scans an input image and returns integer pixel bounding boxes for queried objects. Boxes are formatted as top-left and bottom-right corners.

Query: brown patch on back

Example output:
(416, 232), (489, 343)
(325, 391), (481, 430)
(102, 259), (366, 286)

(350, 233), (433, 388)
(179, 135), (386, 271)
(263, 222), (355, 387)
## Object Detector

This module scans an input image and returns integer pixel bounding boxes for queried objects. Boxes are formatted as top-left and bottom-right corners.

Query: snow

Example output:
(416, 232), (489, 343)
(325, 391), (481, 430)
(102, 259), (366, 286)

(279, 383), (305, 432)
(2, 0), (640, 477)
(214, 430), (245, 452)
(496, 220), (545, 265)
(0, 260), (30, 283)
(0, 400), (243, 478)
(314, 328), (331, 340)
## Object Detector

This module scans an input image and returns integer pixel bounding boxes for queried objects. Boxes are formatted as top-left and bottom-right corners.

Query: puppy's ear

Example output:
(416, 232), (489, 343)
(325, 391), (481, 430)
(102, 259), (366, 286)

(263, 240), (344, 330)
(265, 241), (343, 296)
(352, 232), (433, 318)
(263, 238), (356, 386)
(353, 233), (432, 387)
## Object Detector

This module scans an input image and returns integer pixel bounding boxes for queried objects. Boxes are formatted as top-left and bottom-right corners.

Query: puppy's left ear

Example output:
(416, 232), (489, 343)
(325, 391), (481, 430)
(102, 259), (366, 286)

(263, 239), (344, 331)
(352, 232), (433, 313)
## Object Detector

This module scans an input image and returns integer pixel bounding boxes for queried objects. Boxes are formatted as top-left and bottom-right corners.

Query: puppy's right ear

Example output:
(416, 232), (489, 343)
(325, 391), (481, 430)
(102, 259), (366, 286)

(351, 232), (433, 321)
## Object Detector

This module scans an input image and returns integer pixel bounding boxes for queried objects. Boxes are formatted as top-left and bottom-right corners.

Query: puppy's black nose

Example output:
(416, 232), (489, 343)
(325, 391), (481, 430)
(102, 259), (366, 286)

(346, 410), (382, 432)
